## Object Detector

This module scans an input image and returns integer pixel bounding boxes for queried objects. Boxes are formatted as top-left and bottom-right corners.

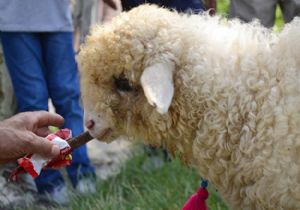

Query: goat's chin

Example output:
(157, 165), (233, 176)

(88, 128), (114, 142)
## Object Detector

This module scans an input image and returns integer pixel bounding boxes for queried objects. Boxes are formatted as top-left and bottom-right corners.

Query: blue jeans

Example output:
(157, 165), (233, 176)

(0, 32), (95, 193)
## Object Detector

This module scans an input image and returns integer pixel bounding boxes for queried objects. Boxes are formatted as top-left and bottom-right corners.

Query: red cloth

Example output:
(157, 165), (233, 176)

(182, 187), (209, 210)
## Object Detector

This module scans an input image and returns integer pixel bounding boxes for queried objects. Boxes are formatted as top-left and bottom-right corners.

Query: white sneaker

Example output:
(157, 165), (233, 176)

(75, 177), (97, 195)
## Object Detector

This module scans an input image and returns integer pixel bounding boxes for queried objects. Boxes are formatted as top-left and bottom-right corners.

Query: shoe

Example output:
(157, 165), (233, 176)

(75, 177), (97, 195)
(37, 184), (70, 206)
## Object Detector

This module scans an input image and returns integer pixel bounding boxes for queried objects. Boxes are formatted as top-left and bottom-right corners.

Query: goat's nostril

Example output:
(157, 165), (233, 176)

(86, 120), (95, 129)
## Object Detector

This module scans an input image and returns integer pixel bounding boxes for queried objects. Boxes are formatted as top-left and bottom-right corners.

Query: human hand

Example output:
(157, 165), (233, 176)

(0, 111), (64, 164)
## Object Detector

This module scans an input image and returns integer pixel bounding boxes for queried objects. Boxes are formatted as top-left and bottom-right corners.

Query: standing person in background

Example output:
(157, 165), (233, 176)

(0, 0), (96, 205)
(93, 0), (122, 24)
(72, 0), (121, 52)
(121, 0), (205, 12)
(0, 43), (15, 120)
(204, 0), (216, 15)
(0, 39), (33, 208)
(72, 0), (95, 51)
(229, 0), (300, 28)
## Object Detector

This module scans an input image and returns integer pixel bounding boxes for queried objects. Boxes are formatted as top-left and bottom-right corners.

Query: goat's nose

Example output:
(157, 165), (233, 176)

(85, 119), (95, 129)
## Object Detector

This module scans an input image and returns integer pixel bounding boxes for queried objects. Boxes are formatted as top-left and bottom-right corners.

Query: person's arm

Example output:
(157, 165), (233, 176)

(204, 0), (216, 15)
(0, 111), (64, 164)
(103, 0), (118, 10)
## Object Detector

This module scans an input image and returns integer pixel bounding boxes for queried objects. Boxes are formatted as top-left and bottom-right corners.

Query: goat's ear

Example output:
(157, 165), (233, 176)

(141, 62), (175, 114)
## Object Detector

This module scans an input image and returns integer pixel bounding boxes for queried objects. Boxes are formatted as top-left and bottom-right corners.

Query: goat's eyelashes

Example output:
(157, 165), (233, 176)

(113, 75), (134, 92)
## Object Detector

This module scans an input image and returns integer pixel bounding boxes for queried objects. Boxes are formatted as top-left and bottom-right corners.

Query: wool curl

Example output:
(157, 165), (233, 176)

(78, 4), (300, 210)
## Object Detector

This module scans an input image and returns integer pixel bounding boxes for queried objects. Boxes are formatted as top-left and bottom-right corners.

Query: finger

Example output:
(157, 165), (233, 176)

(35, 127), (52, 137)
(31, 111), (64, 128)
(26, 134), (60, 159)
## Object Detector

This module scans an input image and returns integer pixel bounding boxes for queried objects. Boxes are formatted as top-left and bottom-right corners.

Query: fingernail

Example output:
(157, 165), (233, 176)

(51, 145), (60, 157)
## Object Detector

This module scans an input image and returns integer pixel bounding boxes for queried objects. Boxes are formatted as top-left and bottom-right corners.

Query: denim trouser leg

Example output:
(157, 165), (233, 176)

(0, 32), (64, 193)
(0, 32), (95, 192)
(41, 32), (95, 187)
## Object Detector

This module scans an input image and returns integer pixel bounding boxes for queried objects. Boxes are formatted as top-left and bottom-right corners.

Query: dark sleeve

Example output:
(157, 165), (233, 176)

(121, 0), (146, 11)
(121, 0), (205, 13)
(160, 0), (205, 12)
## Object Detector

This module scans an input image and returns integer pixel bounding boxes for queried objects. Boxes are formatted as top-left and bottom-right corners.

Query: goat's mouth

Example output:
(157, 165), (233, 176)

(89, 128), (113, 141)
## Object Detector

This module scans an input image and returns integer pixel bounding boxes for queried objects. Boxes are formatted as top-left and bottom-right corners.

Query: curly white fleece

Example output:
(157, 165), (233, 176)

(78, 5), (300, 210)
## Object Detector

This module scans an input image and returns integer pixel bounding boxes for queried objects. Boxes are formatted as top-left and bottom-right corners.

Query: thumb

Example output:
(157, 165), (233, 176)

(27, 134), (60, 159)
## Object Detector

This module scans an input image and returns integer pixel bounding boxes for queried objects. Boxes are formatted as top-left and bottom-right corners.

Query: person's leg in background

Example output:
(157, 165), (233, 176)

(0, 38), (37, 208)
(0, 32), (67, 202)
(78, 0), (95, 44)
(72, 0), (83, 52)
(101, 0), (122, 23)
(41, 32), (96, 193)
(120, 0), (143, 11)
(0, 42), (16, 120)
(229, 0), (278, 27)
(72, 0), (95, 51)
(279, 0), (300, 23)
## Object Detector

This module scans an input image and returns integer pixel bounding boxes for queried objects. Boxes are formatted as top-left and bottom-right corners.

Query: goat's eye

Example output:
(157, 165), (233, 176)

(113, 75), (133, 92)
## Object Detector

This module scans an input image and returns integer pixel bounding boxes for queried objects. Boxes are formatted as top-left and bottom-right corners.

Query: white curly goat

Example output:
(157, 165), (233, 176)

(78, 4), (300, 210)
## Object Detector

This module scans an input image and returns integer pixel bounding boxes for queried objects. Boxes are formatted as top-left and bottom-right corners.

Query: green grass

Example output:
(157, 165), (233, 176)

(67, 152), (228, 210)
(274, 6), (284, 31)
(217, 0), (230, 15)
